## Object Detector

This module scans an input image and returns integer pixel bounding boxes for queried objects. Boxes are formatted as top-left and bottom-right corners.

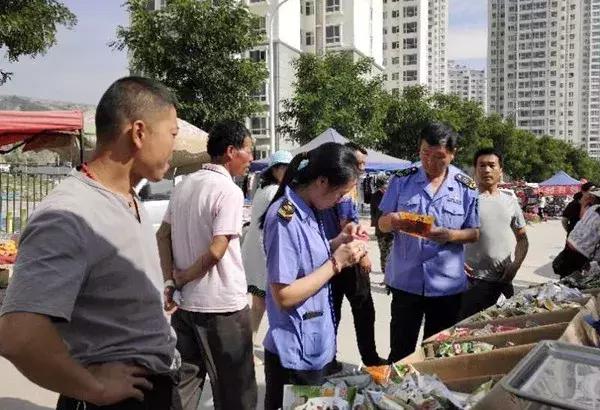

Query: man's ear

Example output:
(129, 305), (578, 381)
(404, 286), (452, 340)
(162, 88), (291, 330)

(131, 120), (146, 150)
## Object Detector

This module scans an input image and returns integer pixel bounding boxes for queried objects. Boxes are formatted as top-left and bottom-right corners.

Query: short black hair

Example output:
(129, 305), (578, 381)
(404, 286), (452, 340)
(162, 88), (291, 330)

(95, 76), (177, 146)
(582, 182), (597, 192)
(345, 141), (368, 155)
(473, 147), (503, 168)
(419, 121), (459, 151)
(206, 120), (251, 158)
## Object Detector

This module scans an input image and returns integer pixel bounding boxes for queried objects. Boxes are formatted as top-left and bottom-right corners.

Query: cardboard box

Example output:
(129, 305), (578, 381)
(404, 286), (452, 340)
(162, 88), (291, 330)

(422, 322), (568, 359)
(559, 294), (600, 347)
(472, 381), (527, 410)
(400, 344), (535, 382)
(444, 374), (504, 393)
(423, 308), (580, 345)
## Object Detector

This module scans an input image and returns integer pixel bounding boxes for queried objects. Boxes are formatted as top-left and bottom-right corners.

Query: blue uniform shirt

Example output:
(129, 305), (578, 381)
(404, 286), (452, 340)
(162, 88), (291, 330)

(263, 186), (336, 370)
(379, 165), (479, 297)
(320, 197), (359, 240)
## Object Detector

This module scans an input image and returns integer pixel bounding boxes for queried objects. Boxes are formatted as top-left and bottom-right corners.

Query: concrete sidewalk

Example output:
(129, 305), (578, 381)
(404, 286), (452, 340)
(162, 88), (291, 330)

(0, 220), (564, 409)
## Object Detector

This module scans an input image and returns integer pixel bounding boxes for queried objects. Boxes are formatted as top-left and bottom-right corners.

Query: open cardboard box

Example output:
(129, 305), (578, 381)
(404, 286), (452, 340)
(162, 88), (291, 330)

(400, 343), (536, 382)
(421, 322), (568, 359)
(423, 307), (580, 345)
(559, 293), (600, 347)
(444, 374), (504, 394)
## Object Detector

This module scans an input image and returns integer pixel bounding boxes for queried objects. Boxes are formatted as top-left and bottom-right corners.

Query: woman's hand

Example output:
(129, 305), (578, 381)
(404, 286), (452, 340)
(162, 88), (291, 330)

(333, 240), (368, 270)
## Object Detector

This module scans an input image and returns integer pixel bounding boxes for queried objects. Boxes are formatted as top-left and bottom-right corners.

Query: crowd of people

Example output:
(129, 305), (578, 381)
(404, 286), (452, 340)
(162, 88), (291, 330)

(0, 76), (598, 410)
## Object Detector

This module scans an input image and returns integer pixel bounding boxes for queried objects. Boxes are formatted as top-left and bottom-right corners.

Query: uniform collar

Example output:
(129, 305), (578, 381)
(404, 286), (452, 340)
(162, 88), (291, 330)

(285, 186), (318, 224)
(202, 163), (232, 179)
(416, 164), (461, 198)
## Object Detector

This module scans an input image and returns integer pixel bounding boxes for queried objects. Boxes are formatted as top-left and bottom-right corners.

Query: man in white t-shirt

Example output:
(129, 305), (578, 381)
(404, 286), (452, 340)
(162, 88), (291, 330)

(460, 148), (529, 319)
(156, 121), (256, 410)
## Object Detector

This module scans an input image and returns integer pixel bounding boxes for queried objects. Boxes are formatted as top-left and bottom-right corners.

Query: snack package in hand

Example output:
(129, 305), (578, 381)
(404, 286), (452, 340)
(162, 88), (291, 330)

(397, 212), (435, 238)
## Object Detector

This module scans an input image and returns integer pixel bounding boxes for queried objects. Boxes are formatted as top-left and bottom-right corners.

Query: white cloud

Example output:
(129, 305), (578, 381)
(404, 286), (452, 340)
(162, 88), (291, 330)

(448, 28), (488, 60)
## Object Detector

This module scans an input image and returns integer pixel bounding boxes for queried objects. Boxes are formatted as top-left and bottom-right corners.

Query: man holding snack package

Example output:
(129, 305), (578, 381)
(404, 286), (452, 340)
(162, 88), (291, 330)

(378, 121), (480, 363)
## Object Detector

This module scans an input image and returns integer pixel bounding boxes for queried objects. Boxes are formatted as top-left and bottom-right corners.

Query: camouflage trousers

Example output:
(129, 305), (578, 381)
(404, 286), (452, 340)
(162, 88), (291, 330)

(376, 231), (393, 274)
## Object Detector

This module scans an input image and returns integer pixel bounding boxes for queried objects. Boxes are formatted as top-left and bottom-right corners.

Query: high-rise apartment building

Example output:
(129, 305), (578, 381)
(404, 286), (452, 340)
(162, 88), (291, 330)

(382, 0), (448, 96)
(246, 0), (383, 156)
(143, 0), (383, 157)
(488, 0), (600, 159)
(448, 60), (487, 110)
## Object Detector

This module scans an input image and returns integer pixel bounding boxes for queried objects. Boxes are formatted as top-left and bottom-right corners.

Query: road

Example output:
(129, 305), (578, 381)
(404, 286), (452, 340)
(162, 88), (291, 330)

(0, 220), (566, 409)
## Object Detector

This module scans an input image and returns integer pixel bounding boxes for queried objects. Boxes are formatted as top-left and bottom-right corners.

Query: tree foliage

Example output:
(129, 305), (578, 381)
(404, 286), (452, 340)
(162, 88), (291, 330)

(279, 53), (389, 146)
(113, 0), (268, 130)
(0, 0), (76, 85)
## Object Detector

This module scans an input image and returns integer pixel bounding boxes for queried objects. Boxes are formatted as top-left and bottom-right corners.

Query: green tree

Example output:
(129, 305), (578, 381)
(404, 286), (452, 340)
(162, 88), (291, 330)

(114, 0), (267, 129)
(0, 0), (76, 85)
(381, 86), (433, 162)
(279, 52), (388, 146)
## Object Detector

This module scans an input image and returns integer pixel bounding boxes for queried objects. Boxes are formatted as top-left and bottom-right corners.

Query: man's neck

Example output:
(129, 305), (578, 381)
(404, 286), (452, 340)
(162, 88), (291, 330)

(210, 159), (234, 176)
(479, 184), (500, 195)
(87, 152), (138, 197)
(425, 168), (448, 187)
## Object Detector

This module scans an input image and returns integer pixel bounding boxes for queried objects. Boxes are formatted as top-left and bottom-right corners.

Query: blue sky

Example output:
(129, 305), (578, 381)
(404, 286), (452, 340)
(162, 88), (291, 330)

(0, 0), (487, 104)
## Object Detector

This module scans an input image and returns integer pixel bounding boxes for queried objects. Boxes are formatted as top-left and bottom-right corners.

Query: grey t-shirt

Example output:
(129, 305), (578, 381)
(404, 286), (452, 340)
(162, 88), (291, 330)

(0, 171), (176, 373)
(465, 191), (526, 282)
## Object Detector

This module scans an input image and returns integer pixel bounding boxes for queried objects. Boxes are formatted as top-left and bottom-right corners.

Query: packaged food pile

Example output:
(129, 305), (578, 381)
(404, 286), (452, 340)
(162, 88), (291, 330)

(0, 239), (17, 264)
(433, 324), (521, 343)
(282, 364), (496, 409)
(469, 283), (584, 323)
(434, 341), (496, 358)
(397, 212), (435, 238)
(560, 262), (600, 290)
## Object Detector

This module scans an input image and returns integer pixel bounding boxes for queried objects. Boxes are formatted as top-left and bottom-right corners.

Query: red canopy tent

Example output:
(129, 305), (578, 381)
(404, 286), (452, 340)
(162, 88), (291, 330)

(0, 111), (84, 163)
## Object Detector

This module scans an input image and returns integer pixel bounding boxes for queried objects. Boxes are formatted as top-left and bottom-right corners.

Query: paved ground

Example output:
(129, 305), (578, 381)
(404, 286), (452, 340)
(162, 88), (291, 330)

(0, 220), (566, 409)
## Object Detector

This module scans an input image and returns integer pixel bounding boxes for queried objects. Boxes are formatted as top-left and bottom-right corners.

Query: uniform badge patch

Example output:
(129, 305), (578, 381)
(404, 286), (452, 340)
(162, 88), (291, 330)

(278, 199), (296, 221)
(455, 174), (476, 190)
(394, 167), (418, 178)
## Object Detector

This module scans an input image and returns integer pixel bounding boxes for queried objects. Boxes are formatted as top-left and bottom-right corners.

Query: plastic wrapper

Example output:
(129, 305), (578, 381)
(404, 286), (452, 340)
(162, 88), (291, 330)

(468, 283), (584, 323)
(560, 262), (600, 290)
(282, 385), (357, 410)
(435, 341), (495, 358)
(397, 212), (435, 238)
(432, 324), (521, 343)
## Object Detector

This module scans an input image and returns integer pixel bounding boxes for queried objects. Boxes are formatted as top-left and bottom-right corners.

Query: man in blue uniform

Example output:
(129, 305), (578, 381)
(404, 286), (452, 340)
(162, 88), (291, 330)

(378, 122), (480, 362)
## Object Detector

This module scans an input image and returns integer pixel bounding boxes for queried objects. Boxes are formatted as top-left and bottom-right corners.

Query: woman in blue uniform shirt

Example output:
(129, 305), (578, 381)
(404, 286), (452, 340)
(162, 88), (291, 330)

(261, 142), (368, 409)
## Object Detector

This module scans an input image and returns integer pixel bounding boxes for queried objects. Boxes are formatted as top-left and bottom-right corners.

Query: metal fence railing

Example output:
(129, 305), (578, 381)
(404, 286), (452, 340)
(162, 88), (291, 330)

(0, 165), (71, 234)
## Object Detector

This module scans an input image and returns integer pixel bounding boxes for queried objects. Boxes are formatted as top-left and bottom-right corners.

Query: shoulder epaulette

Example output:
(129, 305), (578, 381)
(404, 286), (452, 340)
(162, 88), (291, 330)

(277, 199), (296, 221)
(394, 167), (418, 178)
(455, 173), (477, 190)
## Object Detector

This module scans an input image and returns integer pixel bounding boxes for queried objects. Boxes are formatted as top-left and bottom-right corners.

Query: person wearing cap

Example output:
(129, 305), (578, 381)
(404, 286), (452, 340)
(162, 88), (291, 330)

(241, 150), (293, 342)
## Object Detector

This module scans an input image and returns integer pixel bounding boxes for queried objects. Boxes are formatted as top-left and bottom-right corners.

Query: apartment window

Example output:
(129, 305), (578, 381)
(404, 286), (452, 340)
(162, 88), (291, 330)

(251, 82), (267, 102)
(392, 10), (400, 18)
(403, 54), (417, 65)
(304, 1), (314, 15)
(326, 0), (340, 13)
(305, 31), (314, 46)
(403, 70), (417, 81)
(254, 16), (267, 36)
(250, 117), (267, 135)
(249, 0), (264, 3)
(249, 50), (266, 62)
(392, 72), (400, 80)
(391, 56), (400, 65)
(404, 6), (417, 17)
(325, 25), (341, 44)
(403, 38), (417, 49)
(392, 41), (400, 49)
(403, 22), (417, 33)
(392, 26), (400, 34)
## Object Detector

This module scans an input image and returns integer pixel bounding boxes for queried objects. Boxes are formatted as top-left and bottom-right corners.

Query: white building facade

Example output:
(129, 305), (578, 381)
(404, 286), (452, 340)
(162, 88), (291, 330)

(245, 0), (384, 157)
(382, 0), (448, 96)
(448, 60), (487, 110)
(488, 0), (600, 159)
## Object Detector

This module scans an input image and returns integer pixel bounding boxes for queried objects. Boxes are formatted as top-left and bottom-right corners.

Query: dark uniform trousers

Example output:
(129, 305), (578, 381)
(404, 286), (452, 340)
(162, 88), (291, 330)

(171, 306), (257, 410)
(331, 265), (380, 365)
(388, 288), (462, 363)
(56, 374), (182, 410)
